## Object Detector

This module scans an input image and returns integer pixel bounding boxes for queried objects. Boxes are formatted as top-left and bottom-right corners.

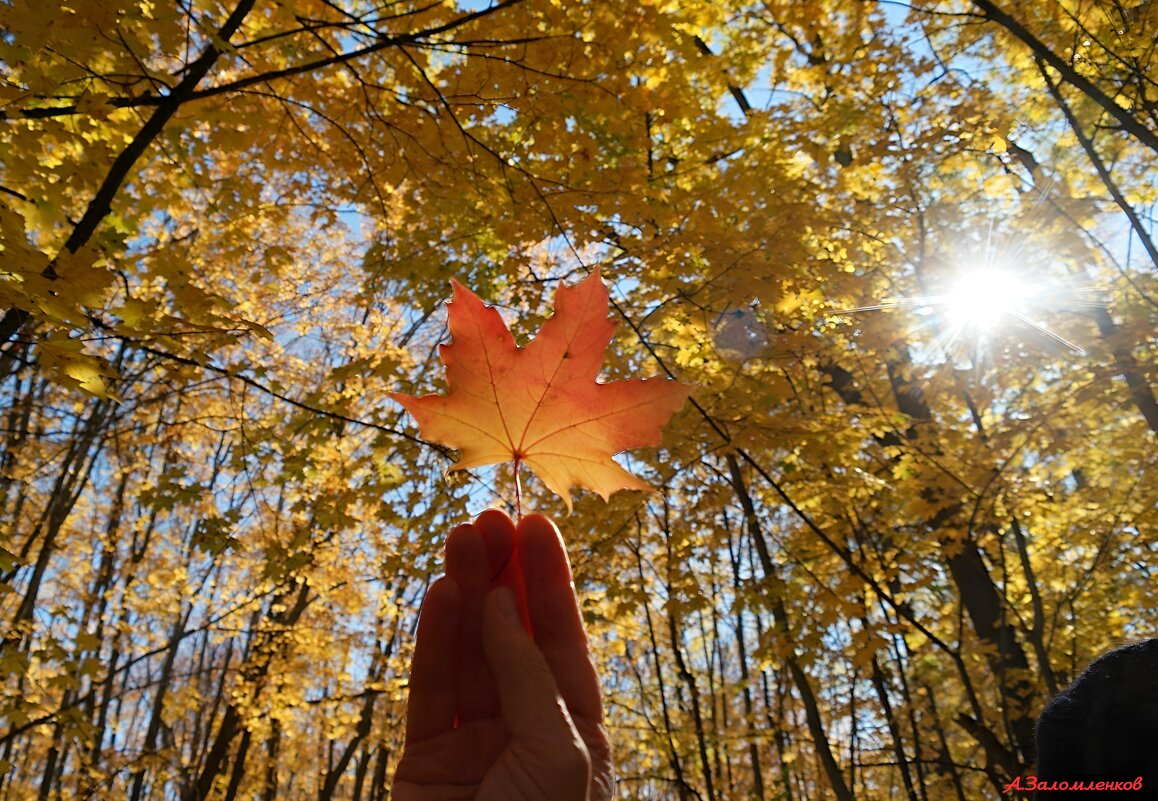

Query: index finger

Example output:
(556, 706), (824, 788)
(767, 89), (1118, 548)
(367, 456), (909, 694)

(475, 509), (532, 632)
(517, 514), (603, 721)
(404, 576), (460, 743)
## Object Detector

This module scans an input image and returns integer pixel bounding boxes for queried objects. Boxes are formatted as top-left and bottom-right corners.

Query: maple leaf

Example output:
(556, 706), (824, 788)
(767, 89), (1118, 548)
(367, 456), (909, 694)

(391, 270), (691, 512)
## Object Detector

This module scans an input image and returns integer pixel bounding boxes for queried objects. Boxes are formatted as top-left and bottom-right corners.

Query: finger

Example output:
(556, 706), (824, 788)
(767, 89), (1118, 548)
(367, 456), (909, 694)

(445, 521), (500, 722)
(405, 576), (460, 743)
(473, 509), (517, 584)
(445, 521), (488, 586)
(482, 587), (590, 787)
(518, 514), (604, 721)
(474, 509), (532, 631)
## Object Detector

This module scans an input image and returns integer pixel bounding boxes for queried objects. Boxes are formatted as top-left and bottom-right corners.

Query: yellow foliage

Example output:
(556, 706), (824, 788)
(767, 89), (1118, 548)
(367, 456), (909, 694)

(0, 0), (1155, 799)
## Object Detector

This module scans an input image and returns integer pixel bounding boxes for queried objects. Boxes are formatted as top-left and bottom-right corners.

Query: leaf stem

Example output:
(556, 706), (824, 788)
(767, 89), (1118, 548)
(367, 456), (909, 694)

(513, 458), (523, 520)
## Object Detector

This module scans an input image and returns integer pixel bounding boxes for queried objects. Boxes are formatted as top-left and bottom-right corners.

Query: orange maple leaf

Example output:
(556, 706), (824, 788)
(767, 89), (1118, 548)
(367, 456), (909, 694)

(391, 270), (691, 512)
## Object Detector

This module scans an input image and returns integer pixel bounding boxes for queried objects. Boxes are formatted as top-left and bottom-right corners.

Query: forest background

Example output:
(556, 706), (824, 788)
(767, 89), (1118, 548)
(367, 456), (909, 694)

(1, 0), (1156, 799)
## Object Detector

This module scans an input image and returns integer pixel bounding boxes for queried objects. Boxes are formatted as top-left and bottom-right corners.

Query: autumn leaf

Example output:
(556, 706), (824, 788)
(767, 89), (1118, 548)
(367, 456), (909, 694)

(391, 270), (691, 512)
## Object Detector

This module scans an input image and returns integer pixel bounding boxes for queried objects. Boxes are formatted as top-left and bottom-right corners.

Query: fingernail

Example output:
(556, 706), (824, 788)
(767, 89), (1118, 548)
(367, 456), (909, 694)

(492, 588), (518, 623)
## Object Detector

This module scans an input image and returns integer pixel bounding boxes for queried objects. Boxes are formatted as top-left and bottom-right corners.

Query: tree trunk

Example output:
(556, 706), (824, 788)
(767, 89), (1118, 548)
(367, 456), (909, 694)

(726, 453), (855, 801)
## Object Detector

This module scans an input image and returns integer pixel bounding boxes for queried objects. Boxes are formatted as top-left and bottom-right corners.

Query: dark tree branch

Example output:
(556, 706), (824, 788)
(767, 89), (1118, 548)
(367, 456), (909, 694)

(0, 0), (528, 122)
(0, 0), (259, 345)
(0, 0), (529, 347)
(971, 0), (1158, 155)
(1037, 58), (1158, 272)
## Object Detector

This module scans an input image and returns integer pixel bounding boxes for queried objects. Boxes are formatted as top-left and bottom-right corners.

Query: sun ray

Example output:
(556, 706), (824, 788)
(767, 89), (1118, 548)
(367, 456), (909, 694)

(1010, 311), (1087, 355)
(825, 260), (1100, 366)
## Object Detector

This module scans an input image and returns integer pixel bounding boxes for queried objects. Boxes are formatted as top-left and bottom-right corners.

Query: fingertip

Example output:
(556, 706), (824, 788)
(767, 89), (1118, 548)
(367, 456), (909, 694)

(476, 508), (515, 529)
(445, 522), (477, 555)
(519, 513), (560, 538)
(475, 509), (517, 581)
(518, 513), (572, 585)
(422, 574), (461, 612)
(445, 522), (486, 586)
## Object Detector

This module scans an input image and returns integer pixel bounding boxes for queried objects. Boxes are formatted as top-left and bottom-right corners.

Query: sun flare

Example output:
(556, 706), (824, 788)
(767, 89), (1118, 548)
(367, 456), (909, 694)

(827, 262), (1088, 357)
(944, 269), (1030, 331)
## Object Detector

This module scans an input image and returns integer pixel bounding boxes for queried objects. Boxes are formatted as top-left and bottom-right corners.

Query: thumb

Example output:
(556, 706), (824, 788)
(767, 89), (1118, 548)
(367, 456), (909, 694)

(482, 587), (591, 784)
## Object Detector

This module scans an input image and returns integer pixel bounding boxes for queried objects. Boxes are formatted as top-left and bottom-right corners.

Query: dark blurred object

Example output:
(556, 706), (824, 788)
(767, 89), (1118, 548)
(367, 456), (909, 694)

(1034, 638), (1158, 798)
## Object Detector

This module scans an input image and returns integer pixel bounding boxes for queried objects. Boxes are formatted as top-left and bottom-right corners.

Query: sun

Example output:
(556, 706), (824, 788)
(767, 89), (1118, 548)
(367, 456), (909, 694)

(826, 262), (1088, 356)
(943, 268), (1030, 331)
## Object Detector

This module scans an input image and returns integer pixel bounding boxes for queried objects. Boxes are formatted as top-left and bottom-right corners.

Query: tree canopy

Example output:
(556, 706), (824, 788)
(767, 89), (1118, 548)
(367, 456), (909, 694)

(1, 0), (1155, 799)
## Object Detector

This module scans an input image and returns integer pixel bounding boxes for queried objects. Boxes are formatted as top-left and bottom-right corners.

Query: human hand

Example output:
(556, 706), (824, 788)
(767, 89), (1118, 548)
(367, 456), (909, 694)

(393, 511), (614, 801)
